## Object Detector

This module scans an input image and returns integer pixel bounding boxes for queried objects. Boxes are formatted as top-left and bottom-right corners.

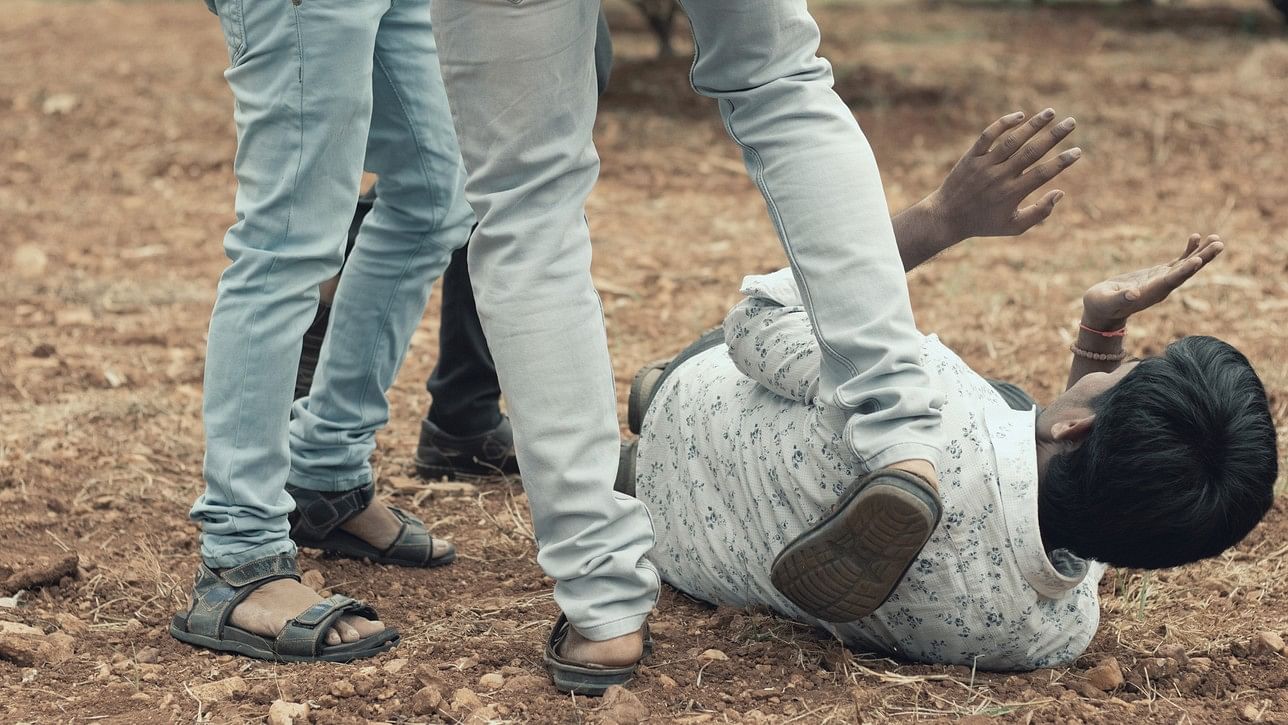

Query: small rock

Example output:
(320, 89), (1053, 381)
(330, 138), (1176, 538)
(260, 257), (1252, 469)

(2, 552), (79, 594)
(478, 672), (505, 690)
(12, 245), (49, 279)
(1240, 704), (1262, 722)
(1141, 657), (1179, 679)
(600, 685), (648, 725)
(329, 679), (356, 698)
(1189, 656), (1214, 672)
(1251, 632), (1285, 656)
(0, 630), (74, 666)
(465, 705), (500, 725)
(267, 700), (310, 725)
(49, 614), (88, 636)
(502, 674), (547, 693)
(0, 621), (44, 636)
(657, 673), (679, 689)
(1076, 682), (1108, 700)
(451, 687), (482, 713)
(1085, 657), (1125, 692)
(425, 482), (479, 496)
(382, 658), (408, 674)
(191, 676), (249, 703)
(411, 685), (443, 716)
(1157, 643), (1189, 666)
(42, 93), (78, 115)
(699, 649), (729, 662)
(300, 569), (326, 591)
(135, 646), (161, 664)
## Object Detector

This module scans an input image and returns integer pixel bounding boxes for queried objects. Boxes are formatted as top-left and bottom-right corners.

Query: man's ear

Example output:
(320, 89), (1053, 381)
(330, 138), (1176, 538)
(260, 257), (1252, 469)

(1050, 415), (1096, 444)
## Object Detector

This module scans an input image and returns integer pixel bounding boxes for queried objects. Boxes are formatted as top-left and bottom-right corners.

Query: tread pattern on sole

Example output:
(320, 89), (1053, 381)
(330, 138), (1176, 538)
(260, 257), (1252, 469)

(771, 482), (938, 622)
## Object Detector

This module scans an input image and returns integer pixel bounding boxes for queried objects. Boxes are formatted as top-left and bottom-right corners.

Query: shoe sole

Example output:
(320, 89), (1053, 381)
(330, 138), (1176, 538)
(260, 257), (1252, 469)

(770, 470), (940, 623)
(628, 360), (669, 435)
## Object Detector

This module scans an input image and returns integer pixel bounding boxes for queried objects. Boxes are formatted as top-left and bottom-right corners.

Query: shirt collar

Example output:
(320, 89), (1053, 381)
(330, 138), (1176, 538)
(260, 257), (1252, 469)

(983, 404), (1090, 599)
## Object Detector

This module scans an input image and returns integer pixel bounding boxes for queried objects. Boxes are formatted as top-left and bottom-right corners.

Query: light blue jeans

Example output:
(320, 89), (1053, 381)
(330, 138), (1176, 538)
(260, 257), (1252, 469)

(429, 0), (945, 640)
(191, 0), (471, 568)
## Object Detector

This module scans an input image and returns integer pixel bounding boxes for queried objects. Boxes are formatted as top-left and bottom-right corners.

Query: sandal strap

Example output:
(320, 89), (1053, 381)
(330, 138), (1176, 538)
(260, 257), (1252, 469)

(186, 554), (301, 639)
(380, 507), (436, 565)
(286, 481), (376, 541)
(276, 595), (378, 657)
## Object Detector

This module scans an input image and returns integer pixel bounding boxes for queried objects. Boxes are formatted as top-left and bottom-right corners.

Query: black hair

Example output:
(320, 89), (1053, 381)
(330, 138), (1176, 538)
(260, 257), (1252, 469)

(1039, 335), (1278, 570)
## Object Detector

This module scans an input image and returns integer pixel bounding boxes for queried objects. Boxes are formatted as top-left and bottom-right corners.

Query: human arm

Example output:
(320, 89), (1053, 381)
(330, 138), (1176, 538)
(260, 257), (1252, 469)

(723, 295), (821, 403)
(1066, 233), (1225, 389)
(892, 110), (1083, 272)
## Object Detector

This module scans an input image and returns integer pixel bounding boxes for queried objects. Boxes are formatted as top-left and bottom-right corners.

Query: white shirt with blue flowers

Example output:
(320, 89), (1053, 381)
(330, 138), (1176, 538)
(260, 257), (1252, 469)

(636, 268), (1106, 671)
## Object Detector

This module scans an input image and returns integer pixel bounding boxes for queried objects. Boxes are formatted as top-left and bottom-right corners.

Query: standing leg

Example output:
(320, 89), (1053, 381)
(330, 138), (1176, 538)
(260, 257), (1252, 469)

(186, 0), (393, 650)
(288, 0), (472, 502)
(431, 0), (658, 671)
(676, 0), (946, 622)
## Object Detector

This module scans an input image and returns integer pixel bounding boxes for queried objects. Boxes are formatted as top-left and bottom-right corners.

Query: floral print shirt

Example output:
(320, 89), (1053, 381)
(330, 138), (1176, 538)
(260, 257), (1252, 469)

(636, 268), (1105, 671)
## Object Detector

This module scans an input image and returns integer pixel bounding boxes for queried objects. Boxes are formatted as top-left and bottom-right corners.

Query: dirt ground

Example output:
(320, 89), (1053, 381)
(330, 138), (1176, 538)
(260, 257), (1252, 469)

(2, 0), (1287, 722)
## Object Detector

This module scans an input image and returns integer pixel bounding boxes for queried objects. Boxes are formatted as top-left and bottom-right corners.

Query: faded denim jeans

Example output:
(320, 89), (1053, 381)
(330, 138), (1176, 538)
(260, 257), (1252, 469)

(428, 0), (945, 639)
(191, 0), (471, 568)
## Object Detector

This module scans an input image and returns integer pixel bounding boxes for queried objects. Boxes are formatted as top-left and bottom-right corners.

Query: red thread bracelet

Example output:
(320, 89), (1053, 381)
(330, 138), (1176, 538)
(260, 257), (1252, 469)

(1079, 322), (1127, 338)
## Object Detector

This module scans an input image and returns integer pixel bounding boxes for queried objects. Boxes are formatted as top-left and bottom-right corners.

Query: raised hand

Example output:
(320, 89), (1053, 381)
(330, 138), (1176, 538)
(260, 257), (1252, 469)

(928, 109), (1082, 242)
(1082, 233), (1225, 328)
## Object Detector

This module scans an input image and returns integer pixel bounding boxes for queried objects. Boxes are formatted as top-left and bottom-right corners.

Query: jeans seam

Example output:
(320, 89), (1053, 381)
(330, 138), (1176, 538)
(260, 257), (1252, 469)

(373, 51), (445, 229)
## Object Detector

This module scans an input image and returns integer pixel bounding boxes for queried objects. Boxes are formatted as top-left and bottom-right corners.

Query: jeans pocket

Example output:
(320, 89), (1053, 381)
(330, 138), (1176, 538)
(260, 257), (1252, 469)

(206, 0), (248, 67)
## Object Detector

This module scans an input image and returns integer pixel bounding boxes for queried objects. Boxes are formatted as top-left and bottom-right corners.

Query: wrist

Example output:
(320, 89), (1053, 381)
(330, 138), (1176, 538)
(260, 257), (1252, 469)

(919, 191), (964, 251)
(1079, 311), (1128, 332)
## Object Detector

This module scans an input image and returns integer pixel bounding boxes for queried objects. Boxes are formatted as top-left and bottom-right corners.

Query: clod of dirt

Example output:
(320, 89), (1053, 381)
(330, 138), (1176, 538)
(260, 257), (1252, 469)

(382, 657), (408, 674)
(465, 704), (502, 725)
(351, 667), (379, 696)
(478, 672), (505, 690)
(0, 621), (75, 666)
(1142, 657), (1180, 679)
(1240, 703), (1263, 722)
(329, 679), (356, 698)
(300, 569), (325, 592)
(135, 646), (160, 664)
(411, 685), (444, 716)
(1157, 643), (1189, 666)
(1252, 632), (1286, 656)
(1085, 657), (1125, 692)
(657, 673), (679, 689)
(12, 245), (49, 279)
(1, 552), (78, 595)
(1189, 656), (1215, 672)
(451, 687), (483, 713)
(501, 674), (547, 693)
(699, 649), (729, 662)
(190, 676), (248, 703)
(599, 685), (649, 725)
(267, 699), (310, 725)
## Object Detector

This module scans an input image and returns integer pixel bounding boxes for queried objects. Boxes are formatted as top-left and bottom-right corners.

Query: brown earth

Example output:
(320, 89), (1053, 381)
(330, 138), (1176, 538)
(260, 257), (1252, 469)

(2, 0), (1288, 722)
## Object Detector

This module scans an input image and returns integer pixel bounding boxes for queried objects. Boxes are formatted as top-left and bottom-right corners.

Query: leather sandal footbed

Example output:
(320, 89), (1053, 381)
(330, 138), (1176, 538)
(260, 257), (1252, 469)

(767, 471), (942, 623)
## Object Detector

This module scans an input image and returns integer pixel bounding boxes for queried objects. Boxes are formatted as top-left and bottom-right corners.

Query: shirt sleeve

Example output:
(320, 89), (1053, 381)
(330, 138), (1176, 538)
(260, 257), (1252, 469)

(722, 295), (822, 404)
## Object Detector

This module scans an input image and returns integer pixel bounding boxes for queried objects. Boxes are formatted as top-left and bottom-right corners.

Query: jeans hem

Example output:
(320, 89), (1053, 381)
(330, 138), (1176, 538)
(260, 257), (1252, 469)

(200, 538), (297, 570)
(859, 441), (943, 475)
(573, 610), (653, 642)
(286, 466), (373, 493)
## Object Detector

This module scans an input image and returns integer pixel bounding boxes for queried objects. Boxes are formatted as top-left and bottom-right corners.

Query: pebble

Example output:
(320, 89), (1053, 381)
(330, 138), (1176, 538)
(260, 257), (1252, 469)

(267, 700), (310, 725)
(502, 674), (548, 693)
(382, 658), (408, 674)
(135, 646), (161, 664)
(1240, 704), (1262, 722)
(600, 685), (648, 725)
(300, 569), (326, 591)
(1085, 657), (1125, 692)
(1252, 631), (1285, 656)
(411, 685), (443, 716)
(1189, 656), (1214, 672)
(0, 628), (75, 666)
(12, 245), (48, 278)
(657, 673), (679, 689)
(191, 676), (249, 703)
(329, 679), (356, 698)
(1157, 643), (1189, 666)
(451, 687), (483, 712)
(478, 672), (505, 690)
(699, 649), (729, 662)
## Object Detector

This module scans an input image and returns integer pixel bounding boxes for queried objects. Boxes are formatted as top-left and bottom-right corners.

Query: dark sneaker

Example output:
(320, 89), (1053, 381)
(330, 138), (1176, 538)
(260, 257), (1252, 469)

(414, 416), (519, 480)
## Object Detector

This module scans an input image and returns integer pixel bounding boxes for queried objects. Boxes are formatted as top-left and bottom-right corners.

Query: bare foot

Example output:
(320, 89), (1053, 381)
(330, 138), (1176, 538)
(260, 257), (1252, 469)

(888, 458), (939, 492)
(225, 577), (385, 646)
(338, 499), (455, 559)
(559, 625), (645, 668)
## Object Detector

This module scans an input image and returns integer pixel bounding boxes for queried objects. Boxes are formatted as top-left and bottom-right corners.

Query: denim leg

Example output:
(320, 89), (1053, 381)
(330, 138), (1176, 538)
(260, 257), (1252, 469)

(431, 0), (659, 641)
(191, 0), (387, 568)
(288, 0), (472, 491)
(678, 0), (945, 472)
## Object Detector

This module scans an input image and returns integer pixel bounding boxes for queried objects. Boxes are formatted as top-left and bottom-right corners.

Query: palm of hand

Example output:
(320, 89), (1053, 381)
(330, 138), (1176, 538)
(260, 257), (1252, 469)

(1082, 234), (1224, 325)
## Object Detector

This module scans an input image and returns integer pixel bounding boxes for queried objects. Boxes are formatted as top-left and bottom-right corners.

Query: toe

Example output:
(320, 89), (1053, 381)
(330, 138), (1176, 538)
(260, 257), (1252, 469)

(325, 629), (342, 646)
(334, 620), (361, 643)
(433, 537), (456, 560)
(346, 615), (386, 639)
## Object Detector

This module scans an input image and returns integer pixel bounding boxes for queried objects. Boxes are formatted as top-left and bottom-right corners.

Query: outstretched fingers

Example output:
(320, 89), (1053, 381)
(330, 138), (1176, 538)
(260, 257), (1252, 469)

(971, 111), (1027, 156)
(1163, 234), (1224, 289)
(1015, 146), (1082, 197)
(989, 108), (1056, 163)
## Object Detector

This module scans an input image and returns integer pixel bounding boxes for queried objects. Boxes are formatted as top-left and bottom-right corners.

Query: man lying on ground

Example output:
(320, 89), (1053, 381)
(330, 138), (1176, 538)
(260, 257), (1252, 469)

(619, 117), (1278, 671)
